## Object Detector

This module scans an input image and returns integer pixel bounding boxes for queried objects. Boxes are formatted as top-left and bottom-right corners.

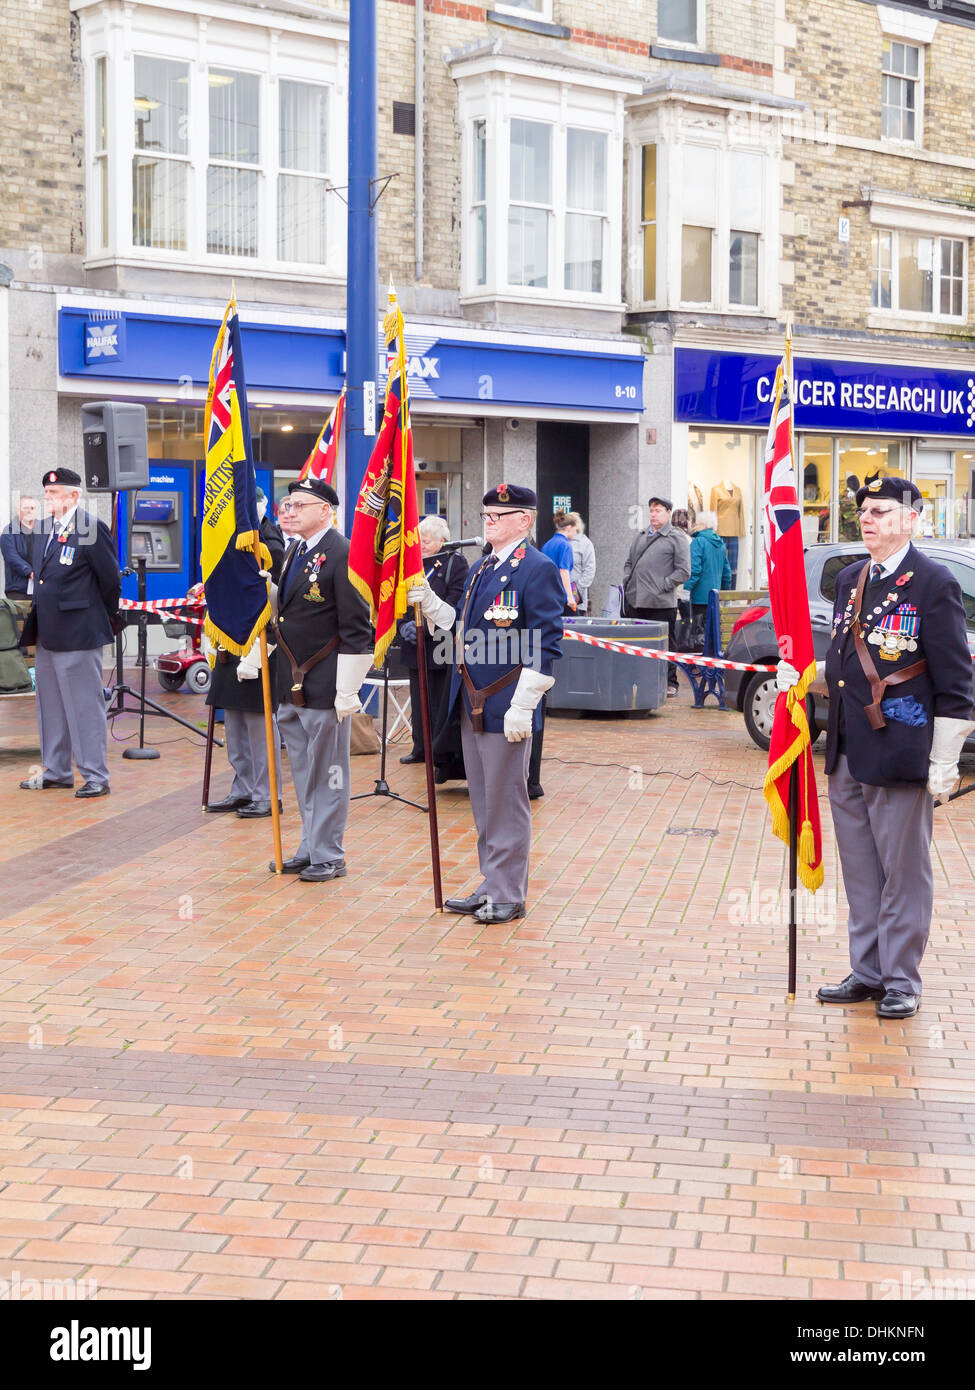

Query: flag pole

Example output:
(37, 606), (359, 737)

(253, 538), (283, 874)
(397, 297), (443, 910)
(788, 763), (798, 1002)
(201, 706), (216, 811)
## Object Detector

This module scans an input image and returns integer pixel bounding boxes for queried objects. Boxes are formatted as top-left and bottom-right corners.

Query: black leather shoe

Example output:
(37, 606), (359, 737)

(473, 902), (526, 924)
(876, 991), (920, 1019)
(75, 782), (110, 799)
(817, 974), (885, 1004)
(270, 855), (310, 874)
(205, 794), (251, 813)
(236, 799), (283, 818)
(527, 783), (544, 800)
(20, 776), (73, 790)
(400, 752), (424, 764)
(445, 892), (489, 914)
(299, 860), (347, 882)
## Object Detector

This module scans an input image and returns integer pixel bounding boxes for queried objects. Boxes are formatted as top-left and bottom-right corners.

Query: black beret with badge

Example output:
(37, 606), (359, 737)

(288, 477), (340, 507)
(482, 482), (537, 509)
(43, 468), (82, 487)
(855, 476), (923, 511)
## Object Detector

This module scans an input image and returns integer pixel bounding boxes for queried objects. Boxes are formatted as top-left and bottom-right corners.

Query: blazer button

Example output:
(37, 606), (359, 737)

(838, 679), (845, 687)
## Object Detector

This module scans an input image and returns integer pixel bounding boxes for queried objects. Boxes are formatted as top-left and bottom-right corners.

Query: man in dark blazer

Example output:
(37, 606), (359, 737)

(271, 476), (374, 882)
(1, 493), (37, 600)
(397, 515), (469, 765)
(205, 488), (286, 818)
(410, 483), (564, 924)
(778, 477), (974, 1018)
(19, 468), (121, 797)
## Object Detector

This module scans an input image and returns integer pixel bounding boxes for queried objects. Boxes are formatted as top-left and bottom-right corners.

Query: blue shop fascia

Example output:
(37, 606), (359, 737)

(57, 296), (644, 601)
(672, 338), (975, 591)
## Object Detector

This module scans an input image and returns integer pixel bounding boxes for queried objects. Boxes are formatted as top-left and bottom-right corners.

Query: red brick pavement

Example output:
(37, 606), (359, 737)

(0, 677), (973, 1300)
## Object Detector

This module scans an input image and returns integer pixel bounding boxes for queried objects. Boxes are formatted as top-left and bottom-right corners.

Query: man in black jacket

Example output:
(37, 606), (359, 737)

(778, 478), (974, 1018)
(397, 515), (469, 765)
(19, 468), (121, 797)
(271, 477), (374, 882)
(205, 489), (286, 817)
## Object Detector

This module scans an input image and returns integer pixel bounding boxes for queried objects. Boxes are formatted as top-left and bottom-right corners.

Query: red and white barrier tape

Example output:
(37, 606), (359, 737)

(119, 597), (205, 615)
(561, 628), (776, 674)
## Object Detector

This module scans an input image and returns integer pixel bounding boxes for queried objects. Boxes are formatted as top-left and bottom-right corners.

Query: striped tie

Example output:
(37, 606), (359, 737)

(870, 563), (883, 582)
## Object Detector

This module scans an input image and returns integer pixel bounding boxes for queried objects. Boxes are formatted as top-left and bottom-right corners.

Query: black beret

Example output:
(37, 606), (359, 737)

(289, 477), (339, 507)
(483, 482), (536, 509)
(648, 495), (673, 511)
(43, 468), (81, 487)
(854, 476), (923, 511)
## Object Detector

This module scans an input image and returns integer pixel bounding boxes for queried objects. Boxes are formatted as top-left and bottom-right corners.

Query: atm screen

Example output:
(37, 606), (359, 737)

(133, 498), (174, 523)
(131, 531), (152, 559)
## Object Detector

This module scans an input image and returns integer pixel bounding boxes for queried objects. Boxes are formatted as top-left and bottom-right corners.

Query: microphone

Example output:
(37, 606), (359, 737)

(440, 535), (484, 551)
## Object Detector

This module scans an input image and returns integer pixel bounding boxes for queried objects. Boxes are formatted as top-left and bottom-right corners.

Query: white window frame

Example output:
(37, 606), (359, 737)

(867, 192), (975, 329)
(881, 39), (924, 148)
(493, 0), (554, 21)
(75, 0), (347, 284)
(657, 0), (706, 51)
(628, 111), (780, 317)
(871, 227), (967, 323)
(453, 56), (638, 310)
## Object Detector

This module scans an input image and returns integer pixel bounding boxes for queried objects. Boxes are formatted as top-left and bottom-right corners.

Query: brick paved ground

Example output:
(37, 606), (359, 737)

(0, 675), (973, 1300)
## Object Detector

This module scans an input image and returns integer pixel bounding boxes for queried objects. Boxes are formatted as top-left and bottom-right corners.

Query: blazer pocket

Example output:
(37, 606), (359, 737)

(58, 599), (90, 611)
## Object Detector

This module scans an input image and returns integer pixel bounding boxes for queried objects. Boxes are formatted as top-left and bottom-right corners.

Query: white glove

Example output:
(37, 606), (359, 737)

(236, 640), (275, 682)
(503, 668), (555, 743)
(927, 715), (975, 797)
(776, 660), (799, 693)
(334, 652), (374, 722)
(406, 578), (456, 633)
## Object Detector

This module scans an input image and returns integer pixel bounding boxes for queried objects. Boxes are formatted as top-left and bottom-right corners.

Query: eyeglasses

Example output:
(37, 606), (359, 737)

(278, 499), (325, 515)
(857, 505), (906, 520)
(479, 509), (529, 523)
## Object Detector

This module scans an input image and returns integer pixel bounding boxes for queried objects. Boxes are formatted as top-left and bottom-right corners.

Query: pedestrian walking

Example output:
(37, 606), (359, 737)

(622, 496), (691, 695)
(567, 511), (595, 614)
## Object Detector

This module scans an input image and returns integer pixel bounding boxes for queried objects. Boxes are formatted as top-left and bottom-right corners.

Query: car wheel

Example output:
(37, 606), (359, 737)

(186, 660), (212, 695)
(742, 672), (821, 751)
(156, 670), (185, 692)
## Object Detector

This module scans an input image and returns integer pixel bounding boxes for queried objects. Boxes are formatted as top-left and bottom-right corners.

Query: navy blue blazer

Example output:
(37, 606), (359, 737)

(28, 508), (121, 651)
(447, 541), (564, 734)
(825, 543), (973, 788)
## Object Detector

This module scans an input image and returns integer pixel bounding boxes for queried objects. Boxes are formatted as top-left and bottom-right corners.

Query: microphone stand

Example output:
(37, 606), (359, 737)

(351, 659), (427, 812)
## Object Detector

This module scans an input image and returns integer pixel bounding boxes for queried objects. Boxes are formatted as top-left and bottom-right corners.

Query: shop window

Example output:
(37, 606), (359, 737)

(658, 0), (705, 47)
(641, 145), (657, 302)
(132, 56), (189, 251)
(871, 229), (966, 320)
(687, 430), (751, 588)
(278, 81), (329, 265)
(882, 40), (921, 144)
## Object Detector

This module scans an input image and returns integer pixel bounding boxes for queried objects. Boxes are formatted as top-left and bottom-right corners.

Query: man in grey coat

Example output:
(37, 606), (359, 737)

(622, 496), (691, 695)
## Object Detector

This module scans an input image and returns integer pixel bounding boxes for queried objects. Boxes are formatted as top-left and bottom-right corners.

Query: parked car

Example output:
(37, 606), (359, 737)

(723, 542), (975, 751)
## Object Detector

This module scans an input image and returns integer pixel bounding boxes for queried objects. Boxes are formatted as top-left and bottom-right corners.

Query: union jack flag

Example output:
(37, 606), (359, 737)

(761, 355), (824, 892)
(298, 388), (346, 485)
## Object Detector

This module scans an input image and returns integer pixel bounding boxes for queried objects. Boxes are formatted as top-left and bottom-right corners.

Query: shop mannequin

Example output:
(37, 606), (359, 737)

(710, 480), (745, 587)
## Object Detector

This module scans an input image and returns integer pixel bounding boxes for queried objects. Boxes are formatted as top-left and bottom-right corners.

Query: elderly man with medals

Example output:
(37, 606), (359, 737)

(271, 476), (374, 882)
(778, 477), (974, 1018)
(408, 483), (564, 924)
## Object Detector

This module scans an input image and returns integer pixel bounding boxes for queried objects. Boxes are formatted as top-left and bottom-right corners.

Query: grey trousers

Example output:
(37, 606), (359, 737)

(224, 708), (282, 802)
(460, 704), (533, 904)
(828, 753), (933, 995)
(35, 644), (109, 786)
(277, 702), (351, 866)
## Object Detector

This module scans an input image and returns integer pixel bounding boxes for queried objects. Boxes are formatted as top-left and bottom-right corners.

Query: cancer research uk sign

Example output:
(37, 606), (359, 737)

(675, 347), (975, 437)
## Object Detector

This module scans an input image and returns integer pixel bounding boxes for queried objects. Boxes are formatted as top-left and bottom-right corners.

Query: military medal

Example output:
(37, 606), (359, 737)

(58, 545), (75, 566)
(486, 590), (518, 626)
(868, 603), (919, 661)
(304, 553), (326, 602)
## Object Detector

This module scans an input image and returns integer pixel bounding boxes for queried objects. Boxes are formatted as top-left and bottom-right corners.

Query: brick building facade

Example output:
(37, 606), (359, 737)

(3, 0), (975, 612)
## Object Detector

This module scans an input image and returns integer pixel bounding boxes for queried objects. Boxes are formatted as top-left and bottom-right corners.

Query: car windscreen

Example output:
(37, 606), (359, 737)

(819, 551), (867, 603)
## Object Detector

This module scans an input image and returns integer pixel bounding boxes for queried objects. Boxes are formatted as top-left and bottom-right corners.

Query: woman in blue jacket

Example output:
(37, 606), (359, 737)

(688, 511), (732, 618)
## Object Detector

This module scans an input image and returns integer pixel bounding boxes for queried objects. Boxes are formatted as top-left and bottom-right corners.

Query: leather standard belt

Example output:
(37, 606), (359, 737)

(849, 561), (927, 730)
(460, 662), (522, 734)
(275, 629), (340, 708)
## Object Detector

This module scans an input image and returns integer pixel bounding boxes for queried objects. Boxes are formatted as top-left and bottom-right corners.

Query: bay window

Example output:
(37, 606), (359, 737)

(508, 119), (552, 288)
(565, 128), (607, 293)
(641, 145), (657, 302)
(80, 1), (346, 278)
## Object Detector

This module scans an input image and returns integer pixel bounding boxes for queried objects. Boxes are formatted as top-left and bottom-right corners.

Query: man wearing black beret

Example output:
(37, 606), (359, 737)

(409, 482), (565, 923)
(778, 475), (974, 1018)
(270, 477), (374, 881)
(19, 468), (121, 796)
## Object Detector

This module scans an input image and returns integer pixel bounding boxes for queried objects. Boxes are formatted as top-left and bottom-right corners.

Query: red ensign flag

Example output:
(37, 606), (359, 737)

(761, 358), (824, 892)
(348, 286), (424, 668)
